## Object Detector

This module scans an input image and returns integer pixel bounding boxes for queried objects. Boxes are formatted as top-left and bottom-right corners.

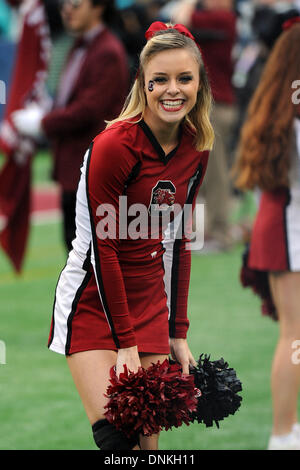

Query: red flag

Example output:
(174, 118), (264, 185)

(0, 0), (51, 272)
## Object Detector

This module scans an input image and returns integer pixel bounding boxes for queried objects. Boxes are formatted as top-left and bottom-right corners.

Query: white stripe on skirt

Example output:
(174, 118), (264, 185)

(49, 251), (87, 355)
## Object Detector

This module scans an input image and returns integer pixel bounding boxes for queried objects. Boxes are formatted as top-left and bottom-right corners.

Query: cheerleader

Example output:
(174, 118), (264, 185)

(48, 22), (214, 450)
(233, 19), (300, 450)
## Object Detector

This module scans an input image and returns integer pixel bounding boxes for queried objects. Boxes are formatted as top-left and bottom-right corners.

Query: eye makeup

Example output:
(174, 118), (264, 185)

(152, 76), (167, 84)
(179, 75), (193, 83)
(150, 74), (194, 85)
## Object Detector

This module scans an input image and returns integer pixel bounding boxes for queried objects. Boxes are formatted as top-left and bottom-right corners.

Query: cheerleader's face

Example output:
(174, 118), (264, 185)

(143, 48), (200, 128)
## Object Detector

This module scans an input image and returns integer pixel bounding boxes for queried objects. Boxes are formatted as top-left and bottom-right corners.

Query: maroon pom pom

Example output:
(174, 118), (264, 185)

(104, 359), (197, 437)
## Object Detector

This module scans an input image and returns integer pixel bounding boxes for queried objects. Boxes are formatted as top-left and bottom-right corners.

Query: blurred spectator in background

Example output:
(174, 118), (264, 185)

(0, 0), (51, 272)
(228, 1), (299, 243)
(12, 0), (130, 252)
(114, 0), (148, 83)
(115, 0), (169, 84)
(173, 0), (237, 252)
(43, 0), (73, 98)
(232, 0), (300, 142)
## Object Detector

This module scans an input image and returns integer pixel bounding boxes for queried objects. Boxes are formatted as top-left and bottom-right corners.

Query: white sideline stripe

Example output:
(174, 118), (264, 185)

(31, 209), (62, 225)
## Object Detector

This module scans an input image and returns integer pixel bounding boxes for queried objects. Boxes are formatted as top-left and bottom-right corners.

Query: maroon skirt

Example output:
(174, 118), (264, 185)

(249, 188), (290, 271)
(241, 187), (300, 320)
(48, 253), (170, 355)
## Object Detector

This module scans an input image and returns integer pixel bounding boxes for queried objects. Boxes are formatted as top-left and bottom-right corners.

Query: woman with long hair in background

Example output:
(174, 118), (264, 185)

(233, 20), (300, 450)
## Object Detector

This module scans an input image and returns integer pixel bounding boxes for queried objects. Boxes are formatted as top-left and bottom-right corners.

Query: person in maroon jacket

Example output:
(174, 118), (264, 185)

(12, 0), (130, 251)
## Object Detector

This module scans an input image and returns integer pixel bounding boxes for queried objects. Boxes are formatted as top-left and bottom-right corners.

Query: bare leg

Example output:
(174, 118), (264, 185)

(67, 349), (140, 450)
(67, 350), (168, 450)
(67, 349), (117, 425)
(139, 353), (169, 450)
(269, 272), (300, 436)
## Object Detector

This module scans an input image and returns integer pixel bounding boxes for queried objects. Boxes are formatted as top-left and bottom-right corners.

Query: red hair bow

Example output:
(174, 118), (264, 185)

(135, 22), (201, 79)
(282, 16), (300, 31)
(145, 21), (197, 43)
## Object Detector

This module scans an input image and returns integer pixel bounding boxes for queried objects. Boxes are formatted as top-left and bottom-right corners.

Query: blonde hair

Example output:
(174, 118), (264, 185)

(106, 28), (214, 151)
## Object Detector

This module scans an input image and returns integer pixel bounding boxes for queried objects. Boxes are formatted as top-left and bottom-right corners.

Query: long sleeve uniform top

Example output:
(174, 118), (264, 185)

(72, 119), (209, 349)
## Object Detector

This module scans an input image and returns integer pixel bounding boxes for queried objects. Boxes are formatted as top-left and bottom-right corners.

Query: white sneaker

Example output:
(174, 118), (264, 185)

(267, 430), (300, 450)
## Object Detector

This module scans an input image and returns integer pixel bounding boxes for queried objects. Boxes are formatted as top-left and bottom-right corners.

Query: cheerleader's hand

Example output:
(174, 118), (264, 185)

(116, 345), (141, 377)
(169, 338), (197, 374)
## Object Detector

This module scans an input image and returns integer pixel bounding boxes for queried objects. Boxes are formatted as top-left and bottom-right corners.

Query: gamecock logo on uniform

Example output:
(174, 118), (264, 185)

(148, 180), (176, 215)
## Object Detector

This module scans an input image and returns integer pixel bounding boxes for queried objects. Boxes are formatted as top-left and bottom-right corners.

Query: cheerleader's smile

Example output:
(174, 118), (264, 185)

(143, 48), (200, 128)
(160, 99), (186, 112)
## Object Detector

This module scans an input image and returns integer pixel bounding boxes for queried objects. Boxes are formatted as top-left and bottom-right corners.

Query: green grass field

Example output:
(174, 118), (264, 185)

(0, 153), (287, 450)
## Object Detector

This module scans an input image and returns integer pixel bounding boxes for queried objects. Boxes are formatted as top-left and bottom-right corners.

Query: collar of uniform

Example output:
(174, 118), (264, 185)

(138, 119), (183, 165)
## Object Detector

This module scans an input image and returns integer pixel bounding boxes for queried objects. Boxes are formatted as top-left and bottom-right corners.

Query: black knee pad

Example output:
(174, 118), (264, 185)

(92, 419), (139, 450)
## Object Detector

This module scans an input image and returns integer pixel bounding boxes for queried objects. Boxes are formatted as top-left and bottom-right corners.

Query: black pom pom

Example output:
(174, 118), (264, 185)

(189, 354), (243, 428)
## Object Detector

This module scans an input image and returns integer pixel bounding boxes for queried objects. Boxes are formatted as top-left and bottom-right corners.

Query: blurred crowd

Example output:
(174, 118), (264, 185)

(2, 1), (299, 91)
(0, 0), (300, 254)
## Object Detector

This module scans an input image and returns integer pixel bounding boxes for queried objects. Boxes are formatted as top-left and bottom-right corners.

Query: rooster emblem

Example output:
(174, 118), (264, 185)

(149, 181), (176, 215)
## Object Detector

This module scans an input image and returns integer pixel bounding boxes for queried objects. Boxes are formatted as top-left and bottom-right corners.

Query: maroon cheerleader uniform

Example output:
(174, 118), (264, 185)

(48, 118), (209, 354)
(241, 118), (300, 319)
